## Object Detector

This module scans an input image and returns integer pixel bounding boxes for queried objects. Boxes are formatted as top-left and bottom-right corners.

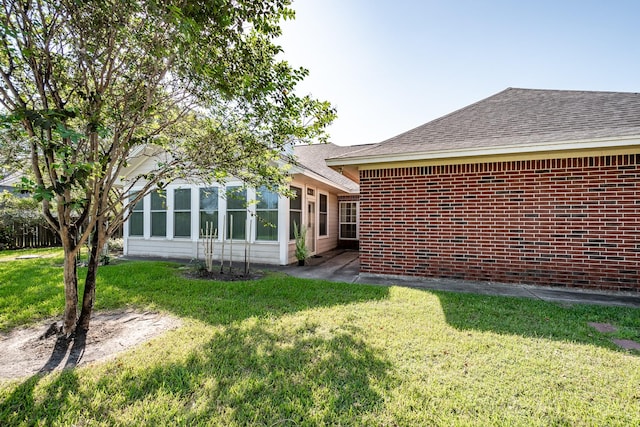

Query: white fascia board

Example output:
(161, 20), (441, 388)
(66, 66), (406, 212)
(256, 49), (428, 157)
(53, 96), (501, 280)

(326, 136), (640, 166)
(289, 165), (357, 194)
(120, 145), (165, 178)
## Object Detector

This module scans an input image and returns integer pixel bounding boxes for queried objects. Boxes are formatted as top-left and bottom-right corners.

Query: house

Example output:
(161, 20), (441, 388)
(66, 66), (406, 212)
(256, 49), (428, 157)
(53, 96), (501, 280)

(122, 143), (363, 265)
(326, 88), (640, 292)
(0, 172), (25, 195)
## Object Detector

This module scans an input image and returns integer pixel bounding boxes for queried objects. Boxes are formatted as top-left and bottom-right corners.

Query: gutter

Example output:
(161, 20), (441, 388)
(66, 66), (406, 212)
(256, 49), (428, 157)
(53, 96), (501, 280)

(326, 135), (640, 167)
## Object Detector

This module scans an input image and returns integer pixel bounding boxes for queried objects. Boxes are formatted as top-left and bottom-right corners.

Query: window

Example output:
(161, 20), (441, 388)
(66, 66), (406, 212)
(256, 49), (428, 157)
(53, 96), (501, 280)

(129, 192), (143, 236)
(339, 201), (358, 240)
(289, 186), (302, 240)
(150, 190), (167, 237)
(199, 187), (218, 236)
(173, 188), (191, 238)
(226, 186), (246, 240)
(256, 186), (278, 241)
(319, 193), (328, 236)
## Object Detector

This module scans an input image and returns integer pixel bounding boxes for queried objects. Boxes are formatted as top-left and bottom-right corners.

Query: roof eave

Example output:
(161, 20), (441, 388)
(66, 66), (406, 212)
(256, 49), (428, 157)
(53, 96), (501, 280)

(289, 164), (359, 194)
(326, 135), (640, 167)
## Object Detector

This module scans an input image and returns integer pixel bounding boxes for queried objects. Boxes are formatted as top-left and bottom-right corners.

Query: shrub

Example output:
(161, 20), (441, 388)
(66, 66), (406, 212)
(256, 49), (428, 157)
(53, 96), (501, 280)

(0, 191), (49, 250)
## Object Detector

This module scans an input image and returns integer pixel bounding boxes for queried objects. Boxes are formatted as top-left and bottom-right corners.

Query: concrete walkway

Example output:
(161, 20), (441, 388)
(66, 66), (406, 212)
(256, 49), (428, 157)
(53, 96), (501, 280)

(281, 249), (640, 308)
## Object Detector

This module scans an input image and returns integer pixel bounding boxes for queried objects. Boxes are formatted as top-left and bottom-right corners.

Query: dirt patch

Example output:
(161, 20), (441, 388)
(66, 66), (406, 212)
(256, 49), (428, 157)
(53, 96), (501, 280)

(588, 322), (618, 333)
(0, 252), (59, 262)
(612, 339), (640, 351)
(0, 310), (181, 380)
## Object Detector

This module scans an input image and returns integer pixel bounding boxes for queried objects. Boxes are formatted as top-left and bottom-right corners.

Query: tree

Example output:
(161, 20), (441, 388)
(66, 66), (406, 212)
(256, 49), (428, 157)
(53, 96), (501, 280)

(0, 0), (335, 335)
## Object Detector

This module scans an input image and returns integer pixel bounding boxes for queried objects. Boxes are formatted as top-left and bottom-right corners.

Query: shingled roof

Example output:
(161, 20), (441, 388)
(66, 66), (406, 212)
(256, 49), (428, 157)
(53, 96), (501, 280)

(292, 143), (364, 193)
(327, 88), (640, 164)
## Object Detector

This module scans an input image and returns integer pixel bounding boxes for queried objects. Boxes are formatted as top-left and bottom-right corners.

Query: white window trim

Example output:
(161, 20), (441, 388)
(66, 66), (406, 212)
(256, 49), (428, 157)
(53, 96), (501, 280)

(198, 185), (221, 242)
(339, 201), (359, 241)
(172, 187), (192, 239)
(150, 189), (168, 238)
(126, 190), (144, 238)
(318, 191), (329, 239)
(225, 184), (249, 241)
(255, 187), (279, 242)
(289, 185), (304, 241)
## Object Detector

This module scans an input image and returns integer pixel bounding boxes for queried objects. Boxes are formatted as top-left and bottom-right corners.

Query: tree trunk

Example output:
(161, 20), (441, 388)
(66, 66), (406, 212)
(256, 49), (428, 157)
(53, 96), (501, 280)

(62, 246), (79, 335)
(78, 224), (103, 331)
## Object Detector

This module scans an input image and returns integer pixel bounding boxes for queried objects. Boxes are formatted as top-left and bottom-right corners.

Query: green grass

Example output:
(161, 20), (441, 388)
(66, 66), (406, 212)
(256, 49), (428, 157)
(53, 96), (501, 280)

(1, 248), (640, 426)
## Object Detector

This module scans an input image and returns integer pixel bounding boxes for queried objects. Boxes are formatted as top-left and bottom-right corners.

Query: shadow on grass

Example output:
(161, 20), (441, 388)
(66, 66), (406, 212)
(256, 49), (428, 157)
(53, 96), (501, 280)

(1, 260), (392, 424)
(1, 323), (394, 425)
(0, 370), (80, 426)
(95, 261), (390, 327)
(434, 290), (640, 352)
(110, 323), (391, 425)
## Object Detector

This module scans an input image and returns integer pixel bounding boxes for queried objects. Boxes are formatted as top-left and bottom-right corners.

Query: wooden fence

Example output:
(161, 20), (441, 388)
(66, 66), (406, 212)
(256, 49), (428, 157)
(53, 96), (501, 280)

(3, 223), (61, 249)
(1, 222), (123, 251)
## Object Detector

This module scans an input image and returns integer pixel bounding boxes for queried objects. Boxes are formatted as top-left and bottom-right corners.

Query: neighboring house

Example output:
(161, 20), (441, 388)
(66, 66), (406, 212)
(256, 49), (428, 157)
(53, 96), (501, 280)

(327, 88), (640, 292)
(0, 172), (24, 195)
(122, 143), (363, 265)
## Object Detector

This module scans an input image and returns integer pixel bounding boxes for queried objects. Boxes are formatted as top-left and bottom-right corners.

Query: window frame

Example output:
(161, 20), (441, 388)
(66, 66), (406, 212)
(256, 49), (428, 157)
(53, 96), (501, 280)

(199, 187), (219, 238)
(339, 201), (358, 240)
(128, 191), (144, 237)
(173, 187), (191, 238)
(318, 192), (328, 237)
(226, 186), (247, 240)
(289, 186), (303, 240)
(150, 189), (167, 237)
(255, 186), (279, 241)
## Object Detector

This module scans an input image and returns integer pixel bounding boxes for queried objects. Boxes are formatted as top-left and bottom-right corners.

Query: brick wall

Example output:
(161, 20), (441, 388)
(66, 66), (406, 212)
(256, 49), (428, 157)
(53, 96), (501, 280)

(359, 155), (640, 292)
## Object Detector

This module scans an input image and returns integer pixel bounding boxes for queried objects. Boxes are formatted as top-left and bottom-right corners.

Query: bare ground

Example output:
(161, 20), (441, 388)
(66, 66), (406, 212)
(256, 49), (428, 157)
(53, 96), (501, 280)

(0, 310), (181, 380)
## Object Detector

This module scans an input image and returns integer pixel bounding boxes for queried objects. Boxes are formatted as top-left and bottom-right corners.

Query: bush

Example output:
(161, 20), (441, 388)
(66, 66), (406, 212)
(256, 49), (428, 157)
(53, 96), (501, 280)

(108, 238), (124, 252)
(0, 191), (49, 250)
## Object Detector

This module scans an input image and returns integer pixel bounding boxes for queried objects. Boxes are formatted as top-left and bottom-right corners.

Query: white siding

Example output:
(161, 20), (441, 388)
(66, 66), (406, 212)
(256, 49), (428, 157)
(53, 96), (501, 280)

(285, 179), (345, 264)
(127, 237), (281, 264)
(127, 238), (196, 259)
(122, 155), (355, 266)
(316, 192), (339, 254)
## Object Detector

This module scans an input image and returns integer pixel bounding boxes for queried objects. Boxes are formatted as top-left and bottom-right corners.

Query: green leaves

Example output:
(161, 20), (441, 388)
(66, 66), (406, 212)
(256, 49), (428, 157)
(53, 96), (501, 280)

(10, 108), (76, 132)
(1, 0), (335, 251)
(55, 123), (83, 144)
(19, 177), (54, 202)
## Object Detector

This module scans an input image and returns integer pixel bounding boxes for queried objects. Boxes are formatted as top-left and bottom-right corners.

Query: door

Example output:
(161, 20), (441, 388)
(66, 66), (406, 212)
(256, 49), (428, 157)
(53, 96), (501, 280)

(307, 201), (316, 254)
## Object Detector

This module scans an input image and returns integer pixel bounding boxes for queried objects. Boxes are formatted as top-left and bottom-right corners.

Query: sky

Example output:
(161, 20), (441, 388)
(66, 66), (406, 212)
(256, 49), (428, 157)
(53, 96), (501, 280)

(277, 0), (640, 147)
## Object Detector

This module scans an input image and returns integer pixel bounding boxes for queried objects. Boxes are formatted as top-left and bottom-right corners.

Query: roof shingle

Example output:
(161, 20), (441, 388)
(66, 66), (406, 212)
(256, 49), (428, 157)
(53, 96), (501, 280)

(293, 143), (365, 192)
(330, 88), (640, 160)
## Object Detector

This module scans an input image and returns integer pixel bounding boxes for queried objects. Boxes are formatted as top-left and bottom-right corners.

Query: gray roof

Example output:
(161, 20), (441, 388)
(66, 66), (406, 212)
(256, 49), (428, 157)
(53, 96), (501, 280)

(329, 88), (640, 161)
(293, 143), (365, 192)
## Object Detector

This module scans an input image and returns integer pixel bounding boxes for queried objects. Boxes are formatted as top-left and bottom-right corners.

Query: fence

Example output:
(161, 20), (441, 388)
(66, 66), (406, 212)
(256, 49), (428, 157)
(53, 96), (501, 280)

(1, 221), (123, 250)
(2, 223), (61, 250)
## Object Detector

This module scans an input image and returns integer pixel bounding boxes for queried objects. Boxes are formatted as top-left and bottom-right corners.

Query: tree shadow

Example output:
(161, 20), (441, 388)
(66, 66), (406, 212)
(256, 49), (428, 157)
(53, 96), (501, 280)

(38, 329), (87, 374)
(434, 290), (640, 353)
(2, 263), (392, 424)
(1, 323), (394, 425)
(0, 368), (80, 426)
(0, 330), (87, 424)
(97, 262), (390, 327)
(94, 322), (395, 425)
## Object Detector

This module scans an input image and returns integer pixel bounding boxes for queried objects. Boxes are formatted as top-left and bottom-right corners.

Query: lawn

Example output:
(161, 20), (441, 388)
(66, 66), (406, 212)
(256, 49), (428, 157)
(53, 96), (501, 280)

(1, 248), (639, 426)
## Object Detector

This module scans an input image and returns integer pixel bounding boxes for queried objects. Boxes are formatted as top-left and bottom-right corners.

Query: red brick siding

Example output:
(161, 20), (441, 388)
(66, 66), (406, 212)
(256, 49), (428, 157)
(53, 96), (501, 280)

(359, 155), (640, 292)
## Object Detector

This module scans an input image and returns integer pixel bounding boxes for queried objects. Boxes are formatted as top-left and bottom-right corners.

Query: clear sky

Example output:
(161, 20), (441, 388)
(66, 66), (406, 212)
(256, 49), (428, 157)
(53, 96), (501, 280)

(278, 0), (640, 146)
